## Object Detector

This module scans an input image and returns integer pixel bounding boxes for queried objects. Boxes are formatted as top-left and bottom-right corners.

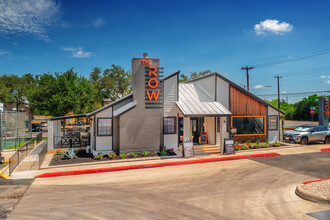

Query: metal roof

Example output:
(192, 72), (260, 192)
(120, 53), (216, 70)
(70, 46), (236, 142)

(176, 83), (231, 117)
(113, 100), (137, 117)
(49, 114), (87, 121)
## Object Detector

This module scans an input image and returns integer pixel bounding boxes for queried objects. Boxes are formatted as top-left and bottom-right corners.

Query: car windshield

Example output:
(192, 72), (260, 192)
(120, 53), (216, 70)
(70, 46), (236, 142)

(294, 126), (312, 132)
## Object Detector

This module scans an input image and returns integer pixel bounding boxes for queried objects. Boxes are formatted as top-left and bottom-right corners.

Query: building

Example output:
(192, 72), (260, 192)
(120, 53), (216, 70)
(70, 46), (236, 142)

(48, 54), (284, 155)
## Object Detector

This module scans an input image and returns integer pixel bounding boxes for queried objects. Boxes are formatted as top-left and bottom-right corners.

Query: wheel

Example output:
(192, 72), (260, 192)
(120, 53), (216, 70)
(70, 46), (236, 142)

(301, 137), (308, 145)
(325, 137), (330, 144)
(0, 157), (4, 164)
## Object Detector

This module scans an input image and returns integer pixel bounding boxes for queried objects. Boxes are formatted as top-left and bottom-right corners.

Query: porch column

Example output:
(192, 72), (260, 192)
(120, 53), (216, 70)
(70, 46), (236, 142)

(183, 117), (191, 142)
(48, 120), (61, 149)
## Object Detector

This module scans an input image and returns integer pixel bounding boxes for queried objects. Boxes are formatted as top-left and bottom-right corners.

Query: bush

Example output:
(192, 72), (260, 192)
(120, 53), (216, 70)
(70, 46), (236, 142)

(272, 141), (281, 147)
(166, 148), (175, 155)
(142, 150), (150, 156)
(240, 144), (248, 150)
(261, 143), (269, 148)
(54, 149), (64, 155)
(234, 145), (241, 151)
(160, 146), (167, 156)
(75, 148), (86, 157)
(130, 152), (138, 158)
(94, 153), (103, 160)
(108, 152), (116, 159)
(265, 139), (269, 145)
(120, 152), (126, 159)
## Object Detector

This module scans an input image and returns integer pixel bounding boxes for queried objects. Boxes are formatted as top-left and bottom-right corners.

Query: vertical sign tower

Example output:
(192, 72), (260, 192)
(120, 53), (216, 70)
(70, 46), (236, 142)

(318, 97), (329, 126)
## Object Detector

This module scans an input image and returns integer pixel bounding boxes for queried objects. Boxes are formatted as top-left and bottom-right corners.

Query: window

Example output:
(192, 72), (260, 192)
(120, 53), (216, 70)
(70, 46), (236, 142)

(268, 115), (278, 130)
(232, 116), (265, 135)
(97, 118), (112, 136)
(164, 117), (176, 134)
(217, 117), (220, 132)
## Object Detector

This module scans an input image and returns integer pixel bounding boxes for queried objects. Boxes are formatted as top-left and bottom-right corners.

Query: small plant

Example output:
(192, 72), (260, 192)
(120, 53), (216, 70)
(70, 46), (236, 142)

(256, 140), (260, 145)
(235, 141), (240, 146)
(160, 146), (167, 156)
(108, 152), (116, 159)
(54, 149), (64, 155)
(265, 139), (269, 144)
(120, 152), (126, 159)
(261, 143), (269, 148)
(166, 148), (175, 155)
(234, 145), (241, 151)
(94, 153), (103, 160)
(272, 141), (281, 147)
(64, 148), (76, 159)
(130, 152), (138, 158)
(240, 144), (248, 150)
(75, 148), (86, 157)
(142, 150), (150, 156)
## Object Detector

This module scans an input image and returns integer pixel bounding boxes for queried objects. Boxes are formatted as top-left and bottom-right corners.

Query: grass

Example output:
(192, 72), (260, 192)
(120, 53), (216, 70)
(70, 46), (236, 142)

(7, 139), (34, 150)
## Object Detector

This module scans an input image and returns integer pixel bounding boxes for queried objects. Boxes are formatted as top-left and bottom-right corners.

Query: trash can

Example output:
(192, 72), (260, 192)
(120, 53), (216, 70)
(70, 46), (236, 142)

(183, 140), (194, 157)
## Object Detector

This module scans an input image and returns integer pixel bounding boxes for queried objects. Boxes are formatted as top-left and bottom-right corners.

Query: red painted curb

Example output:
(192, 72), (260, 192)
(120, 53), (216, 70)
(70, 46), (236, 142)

(320, 148), (330, 152)
(302, 178), (330, 185)
(35, 152), (281, 179)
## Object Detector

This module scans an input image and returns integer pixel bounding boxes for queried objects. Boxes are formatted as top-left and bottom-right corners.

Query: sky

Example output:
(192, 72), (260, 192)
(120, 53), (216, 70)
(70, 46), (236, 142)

(0, 0), (330, 103)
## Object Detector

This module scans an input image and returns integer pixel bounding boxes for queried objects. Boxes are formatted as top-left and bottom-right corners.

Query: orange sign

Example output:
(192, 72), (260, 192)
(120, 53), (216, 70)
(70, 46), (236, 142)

(142, 60), (161, 102)
(324, 97), (329, 116)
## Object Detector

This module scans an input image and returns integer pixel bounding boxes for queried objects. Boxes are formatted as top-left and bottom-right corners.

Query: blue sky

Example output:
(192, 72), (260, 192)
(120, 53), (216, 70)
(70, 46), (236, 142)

(0, 0), (330, 102)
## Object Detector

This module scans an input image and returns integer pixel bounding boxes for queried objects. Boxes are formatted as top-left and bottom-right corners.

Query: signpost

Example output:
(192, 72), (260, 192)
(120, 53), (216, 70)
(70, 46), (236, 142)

(310, 106), (315, 122)
(224, 138), (235, 155)
(318, 97), (329, 126)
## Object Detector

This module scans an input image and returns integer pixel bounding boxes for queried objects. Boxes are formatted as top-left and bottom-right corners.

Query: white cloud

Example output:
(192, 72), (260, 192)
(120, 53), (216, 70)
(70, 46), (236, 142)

(254, 85), (264, 89)
(0, 0), (60, 40)
(282, 91), (287, 94)
(61, 47), (93, 58)
(321, 75), (330, 78)
(326, 80), (330, 84)
(91, 17), (105, 28)
(0, 49), (10, 56)
(254, 19), (293, 36)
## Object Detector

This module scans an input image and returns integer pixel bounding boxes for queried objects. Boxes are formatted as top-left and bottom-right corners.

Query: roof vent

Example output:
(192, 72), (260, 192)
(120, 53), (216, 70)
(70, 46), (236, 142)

(143, 53), (148, 58)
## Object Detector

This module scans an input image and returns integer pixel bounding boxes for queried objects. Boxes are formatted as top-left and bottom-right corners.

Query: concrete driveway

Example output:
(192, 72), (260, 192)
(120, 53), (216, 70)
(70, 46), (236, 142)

(8, 151), (330, 220)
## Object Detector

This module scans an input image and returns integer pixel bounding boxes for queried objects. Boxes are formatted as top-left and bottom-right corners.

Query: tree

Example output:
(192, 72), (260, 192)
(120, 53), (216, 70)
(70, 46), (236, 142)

(179, 70), (212, 83)
(0, 80), (10, 102)
(90, 65), (132, 105)
(28, 68), (96, 133)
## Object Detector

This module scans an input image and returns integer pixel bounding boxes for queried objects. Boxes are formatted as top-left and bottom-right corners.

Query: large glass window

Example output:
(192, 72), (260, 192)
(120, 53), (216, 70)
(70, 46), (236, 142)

(164, 117), (176, 134)
(268, 115), (278, 130)
(97, 118), (112, 136)
(232, 117), (265, 135)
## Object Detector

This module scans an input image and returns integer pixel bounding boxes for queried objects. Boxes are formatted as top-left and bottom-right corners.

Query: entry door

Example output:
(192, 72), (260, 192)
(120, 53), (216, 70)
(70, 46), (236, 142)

(191, 118), (199, 143)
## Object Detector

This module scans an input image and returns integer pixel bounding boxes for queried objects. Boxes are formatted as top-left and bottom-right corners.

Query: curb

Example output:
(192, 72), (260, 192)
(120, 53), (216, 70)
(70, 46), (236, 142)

(320, 148), (330, 152)
(0, 165), (9, 179)
(295, 178), (330, 204)
(35, 152), (281, 179)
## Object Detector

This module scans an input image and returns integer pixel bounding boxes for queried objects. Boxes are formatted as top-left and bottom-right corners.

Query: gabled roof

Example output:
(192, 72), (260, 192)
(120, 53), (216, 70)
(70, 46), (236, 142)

(164, 70), (180, 81)
(86, 94), (133, 117)
(113, 100), (137, 117)
(176, 83), (231, 117)
(184, 72), (285, 115)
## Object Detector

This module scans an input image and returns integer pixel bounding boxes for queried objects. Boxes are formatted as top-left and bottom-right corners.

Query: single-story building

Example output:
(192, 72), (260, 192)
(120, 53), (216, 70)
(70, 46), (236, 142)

(48, 53), (284, 155)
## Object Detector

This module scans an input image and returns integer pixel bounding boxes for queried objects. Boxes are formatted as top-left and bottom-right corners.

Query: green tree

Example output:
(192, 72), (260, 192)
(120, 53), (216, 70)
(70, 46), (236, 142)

(90, 65), (132, 105)
(0, 80), (10, 102)
(28, 69), (96, 133)
(179, 70), (212, 83)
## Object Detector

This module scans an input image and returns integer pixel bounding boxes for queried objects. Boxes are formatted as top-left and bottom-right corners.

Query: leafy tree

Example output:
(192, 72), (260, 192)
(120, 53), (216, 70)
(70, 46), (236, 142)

(90, 65), (132, 105)
(28, 68), (96, 133)
(179, 70), (212, 83)
(0, 80), (10, 102)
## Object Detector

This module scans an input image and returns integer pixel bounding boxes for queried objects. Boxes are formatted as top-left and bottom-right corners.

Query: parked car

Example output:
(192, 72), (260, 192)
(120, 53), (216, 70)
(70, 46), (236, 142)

(40, 122), (48, 127)
(77, 121), (85, 126)
(32, 124), (42, 132)
(0, 152), (4, 164)
(284, 125), (330, 144)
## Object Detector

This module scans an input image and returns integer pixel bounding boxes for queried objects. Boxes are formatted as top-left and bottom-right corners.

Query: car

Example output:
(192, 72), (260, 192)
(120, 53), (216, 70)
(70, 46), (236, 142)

(32, 124), (42, 132)
(284, 125), (330, 145)
(0, 152), (4, 164)
(40, 122), (48, 127)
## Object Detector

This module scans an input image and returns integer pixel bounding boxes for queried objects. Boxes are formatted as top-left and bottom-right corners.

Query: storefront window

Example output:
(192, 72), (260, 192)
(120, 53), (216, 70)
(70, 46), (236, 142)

(268, 115), (278, 130)
(232, 117), (264, 135)
(97, 118), (112, 136)
(164, 117), (176, 134)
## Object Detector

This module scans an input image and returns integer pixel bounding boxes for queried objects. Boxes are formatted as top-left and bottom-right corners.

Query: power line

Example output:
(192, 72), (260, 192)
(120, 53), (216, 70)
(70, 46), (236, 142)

(257, 90), (330, 97)
(254, 48), (330, 68)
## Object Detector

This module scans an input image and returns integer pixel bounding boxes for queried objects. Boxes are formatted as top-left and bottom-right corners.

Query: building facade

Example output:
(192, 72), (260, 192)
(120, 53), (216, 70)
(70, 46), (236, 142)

(49, 54), (284, 155)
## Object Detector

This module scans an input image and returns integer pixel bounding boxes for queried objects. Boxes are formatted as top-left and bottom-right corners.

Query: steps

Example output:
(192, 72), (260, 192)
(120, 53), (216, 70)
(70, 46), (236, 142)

(194, 145), (221, 154)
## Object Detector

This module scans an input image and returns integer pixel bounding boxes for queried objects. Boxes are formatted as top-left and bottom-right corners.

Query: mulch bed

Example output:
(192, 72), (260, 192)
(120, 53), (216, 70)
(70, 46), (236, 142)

(49, 152), (161, 166)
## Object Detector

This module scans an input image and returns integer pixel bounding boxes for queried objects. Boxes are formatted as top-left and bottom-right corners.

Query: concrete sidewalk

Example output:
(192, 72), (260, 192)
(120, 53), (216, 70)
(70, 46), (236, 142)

(33, 143), (329, 179)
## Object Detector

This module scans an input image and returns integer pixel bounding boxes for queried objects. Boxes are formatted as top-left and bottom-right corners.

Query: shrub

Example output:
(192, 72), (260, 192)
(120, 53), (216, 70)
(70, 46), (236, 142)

(273, 141), (281, 147)
(142, 150), (150, 156)
(234, 145), (241, 151)
(261, 143), (269, 148)
(256, 140), (260, 145)
(245, 141), (251, 149)
(94, 153), (103, 160)
(75, 148), (86, 157)
(160, 146), (167, 156)
(120, 152), (126, 159)
(265, 139), (269, 144)
(235, 141), (240, 146)
(166, 148), (175, 155)
(108, 152), (116, 159)
(240, 144), (248, 150)
(130, 152), (138, 158)
(54, 149), (64, 155)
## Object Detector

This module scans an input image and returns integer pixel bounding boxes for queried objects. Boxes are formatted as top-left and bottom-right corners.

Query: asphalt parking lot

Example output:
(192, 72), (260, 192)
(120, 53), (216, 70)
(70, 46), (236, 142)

(7, 150), (330, 220)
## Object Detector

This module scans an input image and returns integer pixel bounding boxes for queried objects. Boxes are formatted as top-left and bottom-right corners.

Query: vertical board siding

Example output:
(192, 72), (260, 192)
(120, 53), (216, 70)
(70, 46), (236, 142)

(230, 85), (267, 142)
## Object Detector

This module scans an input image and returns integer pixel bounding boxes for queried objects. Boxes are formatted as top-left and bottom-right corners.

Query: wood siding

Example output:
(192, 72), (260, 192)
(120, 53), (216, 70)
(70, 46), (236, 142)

(230, 86), (267, 142)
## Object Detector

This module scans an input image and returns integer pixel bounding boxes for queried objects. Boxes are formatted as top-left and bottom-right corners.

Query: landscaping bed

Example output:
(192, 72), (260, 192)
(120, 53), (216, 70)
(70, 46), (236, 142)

(234, 140), (287, 151)
(49, 147), (176, 166)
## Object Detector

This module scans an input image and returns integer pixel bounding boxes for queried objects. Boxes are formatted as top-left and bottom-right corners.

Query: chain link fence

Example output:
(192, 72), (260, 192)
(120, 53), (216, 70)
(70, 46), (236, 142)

(0, 110), (32, 151)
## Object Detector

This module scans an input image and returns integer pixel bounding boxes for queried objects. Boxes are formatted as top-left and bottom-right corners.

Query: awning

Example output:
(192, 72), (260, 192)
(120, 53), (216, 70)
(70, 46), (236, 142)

(176, 83), (231, 117)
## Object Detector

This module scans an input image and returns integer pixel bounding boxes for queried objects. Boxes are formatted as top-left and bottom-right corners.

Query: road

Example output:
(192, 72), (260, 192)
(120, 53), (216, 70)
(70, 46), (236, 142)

(7, 151), (330, 220)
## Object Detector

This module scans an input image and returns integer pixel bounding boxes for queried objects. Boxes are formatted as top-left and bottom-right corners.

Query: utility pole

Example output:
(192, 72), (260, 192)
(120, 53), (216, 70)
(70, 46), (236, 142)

(274, 75), (282, 109)
(241, 66), (254, 91)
